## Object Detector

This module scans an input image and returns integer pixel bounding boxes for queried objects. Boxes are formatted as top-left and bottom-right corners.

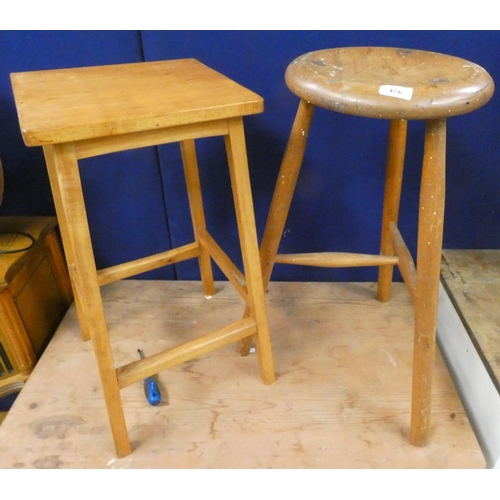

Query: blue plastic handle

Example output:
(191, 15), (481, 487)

(138, 349), (162, 406)
(144, 377), (161, 406)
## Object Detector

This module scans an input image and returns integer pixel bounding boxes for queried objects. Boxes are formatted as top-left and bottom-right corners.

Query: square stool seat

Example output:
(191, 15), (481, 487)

(11, 59), (275, 457)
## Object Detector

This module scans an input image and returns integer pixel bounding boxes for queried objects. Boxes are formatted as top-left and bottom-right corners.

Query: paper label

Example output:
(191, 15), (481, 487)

(379, 85), (413, 101)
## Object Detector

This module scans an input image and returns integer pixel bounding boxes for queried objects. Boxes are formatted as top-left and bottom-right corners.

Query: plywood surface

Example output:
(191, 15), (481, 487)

(0, 281), (484, 468)
(441, 250), (500, 391)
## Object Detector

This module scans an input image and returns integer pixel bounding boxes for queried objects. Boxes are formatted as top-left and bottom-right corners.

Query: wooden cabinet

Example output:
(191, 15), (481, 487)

(0, 216), (73, 396)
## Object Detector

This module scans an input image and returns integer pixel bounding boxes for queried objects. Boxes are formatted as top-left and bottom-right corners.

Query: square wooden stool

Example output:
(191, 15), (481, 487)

(11, 59), (275, 457)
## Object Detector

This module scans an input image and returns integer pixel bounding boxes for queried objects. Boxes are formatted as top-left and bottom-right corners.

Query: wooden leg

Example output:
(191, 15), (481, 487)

(377, 119), (408, 302)
(43, 143), (132, 457)
(238, 99), (315, 355)
(225, 117), (275, 385)
(410, 118), (447, 446)
(259, 99), (316, 287)
(43, 146), (90, 342)
(180, 139), (216, 297)
(44, 231), (74, 305)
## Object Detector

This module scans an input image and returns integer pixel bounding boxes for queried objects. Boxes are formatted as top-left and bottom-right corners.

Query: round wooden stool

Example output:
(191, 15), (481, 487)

(256, 47), (494, 446)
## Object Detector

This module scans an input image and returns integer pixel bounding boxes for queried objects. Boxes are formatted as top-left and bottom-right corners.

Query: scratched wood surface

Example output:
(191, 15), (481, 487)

(441, 250), (500, 391)
(0, 281), (484, 468)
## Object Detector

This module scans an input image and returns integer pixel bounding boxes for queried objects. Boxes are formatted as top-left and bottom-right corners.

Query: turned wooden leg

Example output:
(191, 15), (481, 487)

(410, 118), (447, 446)
(180, 139), (216, 297)
(43, 143), (131, 458)
(377, 119), (407, 302)
(238, 99), (316, 356)
(225, 117), (275, 384)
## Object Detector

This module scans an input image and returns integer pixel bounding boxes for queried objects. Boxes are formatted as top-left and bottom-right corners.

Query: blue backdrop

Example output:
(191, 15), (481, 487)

(1, 30), (498, 282)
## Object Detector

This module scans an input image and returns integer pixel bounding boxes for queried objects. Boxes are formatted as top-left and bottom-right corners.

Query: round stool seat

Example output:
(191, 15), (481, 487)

(285, 47), (494, 120)
(259, 45), (495, 447)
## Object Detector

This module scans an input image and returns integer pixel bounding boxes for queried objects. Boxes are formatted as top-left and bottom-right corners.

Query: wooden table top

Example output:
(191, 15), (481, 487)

(441, 249), (500, 392)
(10, 59), (264, 147)
(285, 47), (494, 120)
(0, 280), (485, 468)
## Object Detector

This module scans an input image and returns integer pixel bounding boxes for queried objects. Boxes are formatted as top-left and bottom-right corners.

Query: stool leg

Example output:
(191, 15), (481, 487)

(44, 230), (74, 305)
(43, 143), (132, 457)
(410, 118), (447, 446)
(225, 117), (275, 384)
(260, 99), (316, 287)
(238, 99), (315, 356)
(180, 139), (216, 297)
(43, 146), (91, 343)
(377, 119), (408, 302)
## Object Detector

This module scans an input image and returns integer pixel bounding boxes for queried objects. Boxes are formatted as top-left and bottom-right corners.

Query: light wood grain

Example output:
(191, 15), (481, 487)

(285, 47), (494, 120)
(411, 118), (447, 445)
(225, 117), (275, 384)
(251, 48), (494, 447)
(45, 141), (132, 457)
(441, 250), (500, 391)
(12, 59), (274, 457)
(238, 99), (315, 356)
(96, 243), (200, 286)
(389, 222), (417, 301)
(275, 252), (398, 267)
(180, 139), (215, 297)
(11, 60), (263, 146)
(0, 281), (484, 468)
(377, 119), (407, 301)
